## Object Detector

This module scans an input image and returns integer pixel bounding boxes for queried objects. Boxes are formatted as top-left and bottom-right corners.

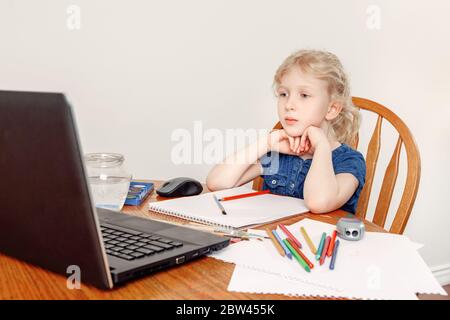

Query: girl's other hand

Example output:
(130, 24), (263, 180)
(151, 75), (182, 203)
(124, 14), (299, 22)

(297, 126), (329, 155)
(268, 129), (310, 156)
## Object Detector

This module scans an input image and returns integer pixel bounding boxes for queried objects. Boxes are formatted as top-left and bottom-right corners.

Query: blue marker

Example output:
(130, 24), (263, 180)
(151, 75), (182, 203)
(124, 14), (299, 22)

(329, 239), (340, 270)
(316, 232), (326, 261)
(272, 230), (292, 259)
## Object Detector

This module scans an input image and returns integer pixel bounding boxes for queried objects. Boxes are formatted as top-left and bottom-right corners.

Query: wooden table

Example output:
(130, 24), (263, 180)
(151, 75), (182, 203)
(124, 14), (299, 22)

(0, 180), (387, 300)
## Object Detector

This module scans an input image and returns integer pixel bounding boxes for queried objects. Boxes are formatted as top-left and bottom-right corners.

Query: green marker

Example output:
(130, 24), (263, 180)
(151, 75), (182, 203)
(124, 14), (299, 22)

(316, 232), (326, 261)
(283, 239), (311, 273)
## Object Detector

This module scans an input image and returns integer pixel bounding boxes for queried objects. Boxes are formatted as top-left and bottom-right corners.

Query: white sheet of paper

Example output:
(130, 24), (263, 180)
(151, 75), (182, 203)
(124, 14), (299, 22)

(228, 264), (345, 299)
(227, 265), (418, 300)
(210, 218), (446, 299)
(279, 219), (446, 296)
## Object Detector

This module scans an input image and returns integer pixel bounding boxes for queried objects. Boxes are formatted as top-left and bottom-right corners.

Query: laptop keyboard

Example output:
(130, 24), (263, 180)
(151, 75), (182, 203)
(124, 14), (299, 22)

(100, 225), (183, 261)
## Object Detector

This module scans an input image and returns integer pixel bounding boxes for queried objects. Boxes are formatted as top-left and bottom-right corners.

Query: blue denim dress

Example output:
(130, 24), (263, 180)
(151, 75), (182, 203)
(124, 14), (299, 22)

(259, 144), (366, 214)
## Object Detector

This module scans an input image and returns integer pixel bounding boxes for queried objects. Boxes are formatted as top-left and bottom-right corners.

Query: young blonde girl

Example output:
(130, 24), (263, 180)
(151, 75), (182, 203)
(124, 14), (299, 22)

(207, 50), (366, 214)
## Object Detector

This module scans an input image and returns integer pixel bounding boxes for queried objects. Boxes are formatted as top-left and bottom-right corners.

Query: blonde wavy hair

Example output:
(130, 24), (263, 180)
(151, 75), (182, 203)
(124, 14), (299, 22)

(273, 49), (361, 145)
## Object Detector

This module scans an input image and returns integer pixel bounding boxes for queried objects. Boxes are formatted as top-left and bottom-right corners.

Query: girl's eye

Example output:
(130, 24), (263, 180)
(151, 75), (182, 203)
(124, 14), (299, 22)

(278, 92), (288, 97)
(300, 93), (309, 98)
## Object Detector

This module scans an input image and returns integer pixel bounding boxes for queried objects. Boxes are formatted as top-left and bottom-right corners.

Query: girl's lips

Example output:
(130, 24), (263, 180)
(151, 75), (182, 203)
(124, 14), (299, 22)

(285, 118), (298, 125)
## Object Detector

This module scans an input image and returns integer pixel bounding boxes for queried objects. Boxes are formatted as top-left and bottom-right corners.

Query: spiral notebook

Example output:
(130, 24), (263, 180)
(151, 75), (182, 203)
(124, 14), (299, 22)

(148, 186), (309, 229)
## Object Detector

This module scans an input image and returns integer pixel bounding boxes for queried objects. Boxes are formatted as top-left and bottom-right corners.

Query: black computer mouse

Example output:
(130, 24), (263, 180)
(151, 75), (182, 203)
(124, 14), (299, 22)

(156, 177), (203, 197)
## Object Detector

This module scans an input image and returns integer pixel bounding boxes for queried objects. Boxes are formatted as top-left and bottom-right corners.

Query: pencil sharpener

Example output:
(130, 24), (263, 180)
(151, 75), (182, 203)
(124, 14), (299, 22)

(336, 217), (365, 241)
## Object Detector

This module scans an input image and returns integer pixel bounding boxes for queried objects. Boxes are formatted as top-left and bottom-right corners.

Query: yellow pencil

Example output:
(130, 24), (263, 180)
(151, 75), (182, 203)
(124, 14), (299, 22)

(300, 226), (317, 254)
(265, 228), (285, 257)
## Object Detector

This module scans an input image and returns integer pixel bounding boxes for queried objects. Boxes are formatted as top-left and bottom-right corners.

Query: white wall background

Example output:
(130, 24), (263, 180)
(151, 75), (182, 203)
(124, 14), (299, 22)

(1, 0), (449, 282)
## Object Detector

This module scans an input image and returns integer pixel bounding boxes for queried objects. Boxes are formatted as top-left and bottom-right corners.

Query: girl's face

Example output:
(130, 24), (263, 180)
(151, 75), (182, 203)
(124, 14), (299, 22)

(276, 65), (332, 137)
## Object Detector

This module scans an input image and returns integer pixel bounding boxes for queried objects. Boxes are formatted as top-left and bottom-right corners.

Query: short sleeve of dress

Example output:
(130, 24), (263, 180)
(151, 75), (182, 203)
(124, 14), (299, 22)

(333, 149), (366, 189)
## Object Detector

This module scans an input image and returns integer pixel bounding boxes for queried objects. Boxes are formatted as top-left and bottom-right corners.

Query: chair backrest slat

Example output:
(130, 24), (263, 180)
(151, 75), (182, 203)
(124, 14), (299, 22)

(355, 115), (382, 219)
(389, 138), (421, 234)
(252, 175), (263, 191)
(372, 136), (402, 228)
(354, 132), (359, 149)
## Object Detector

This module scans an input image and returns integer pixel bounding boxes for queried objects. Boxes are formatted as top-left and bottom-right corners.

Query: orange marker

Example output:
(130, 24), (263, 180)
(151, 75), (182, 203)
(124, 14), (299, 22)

(327, 230), (337, 257)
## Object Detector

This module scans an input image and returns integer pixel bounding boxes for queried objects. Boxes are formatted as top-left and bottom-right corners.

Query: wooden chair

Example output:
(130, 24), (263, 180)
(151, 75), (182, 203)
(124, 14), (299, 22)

(252, 97), (421, 234)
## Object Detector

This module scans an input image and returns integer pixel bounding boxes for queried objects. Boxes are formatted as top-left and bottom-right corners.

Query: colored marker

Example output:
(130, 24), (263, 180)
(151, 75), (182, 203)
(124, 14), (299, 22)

(218, 189), (270, 201)
(300, 226), (317, 254)
(265, 228), (285, 257)
(327, 230), (337, 257)
(316, 232), (326, 260)
(320, 236), (331, 266)
(329, 239), (340, 270)
(272, 230), (292, 259)
(286, 238), (314, 269)
(283, 239), (311, 272)
(279, 224), (302, 249)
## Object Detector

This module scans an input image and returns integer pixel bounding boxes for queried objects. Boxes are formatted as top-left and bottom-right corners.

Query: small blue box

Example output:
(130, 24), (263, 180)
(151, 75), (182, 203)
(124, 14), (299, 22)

(124, 181), (154, 206)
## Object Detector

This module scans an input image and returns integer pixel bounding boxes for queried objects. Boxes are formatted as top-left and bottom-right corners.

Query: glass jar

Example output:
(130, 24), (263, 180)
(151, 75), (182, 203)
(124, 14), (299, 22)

(85, 153), (132, 211)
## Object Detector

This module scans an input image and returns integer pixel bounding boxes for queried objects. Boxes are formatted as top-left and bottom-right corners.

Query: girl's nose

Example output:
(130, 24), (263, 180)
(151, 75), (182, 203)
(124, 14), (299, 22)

(285, 100), (296, 111)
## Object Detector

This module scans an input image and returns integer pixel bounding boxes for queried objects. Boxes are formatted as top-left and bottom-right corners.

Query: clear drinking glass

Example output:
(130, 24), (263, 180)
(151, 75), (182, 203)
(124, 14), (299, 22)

(85, 153), (132, 211)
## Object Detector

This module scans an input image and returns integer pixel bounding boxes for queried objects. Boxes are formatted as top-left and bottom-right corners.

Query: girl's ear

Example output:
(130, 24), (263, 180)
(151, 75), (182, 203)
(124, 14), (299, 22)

(325, 101), (343, 121)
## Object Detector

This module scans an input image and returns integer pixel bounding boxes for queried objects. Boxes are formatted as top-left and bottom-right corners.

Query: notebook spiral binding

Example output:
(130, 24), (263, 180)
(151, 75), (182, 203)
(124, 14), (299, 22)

(149, 205), (237, 231)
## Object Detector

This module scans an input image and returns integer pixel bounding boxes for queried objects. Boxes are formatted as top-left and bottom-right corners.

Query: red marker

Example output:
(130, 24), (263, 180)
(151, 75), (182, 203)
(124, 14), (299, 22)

(327, 230), (337, 257)
(279, 224), (302, 249)
(218, 189), (270, 201)
(320, 236), (331, 266)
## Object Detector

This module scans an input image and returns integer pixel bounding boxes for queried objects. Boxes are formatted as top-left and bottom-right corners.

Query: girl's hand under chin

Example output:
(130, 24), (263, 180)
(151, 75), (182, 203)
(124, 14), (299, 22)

(268, 128), (310, 156)
(269, 126), (330, 157)
(295, 125), (330, 155)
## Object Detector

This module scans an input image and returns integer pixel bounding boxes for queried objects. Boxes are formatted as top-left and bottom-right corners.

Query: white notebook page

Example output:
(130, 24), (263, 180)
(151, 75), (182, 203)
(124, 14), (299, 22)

(148, 186), (309, 229)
